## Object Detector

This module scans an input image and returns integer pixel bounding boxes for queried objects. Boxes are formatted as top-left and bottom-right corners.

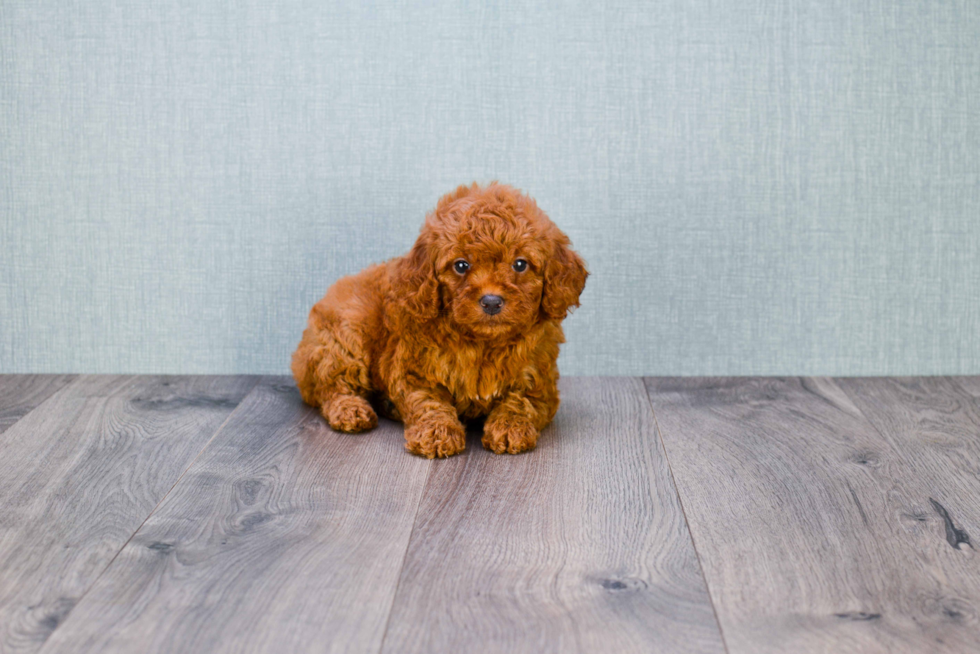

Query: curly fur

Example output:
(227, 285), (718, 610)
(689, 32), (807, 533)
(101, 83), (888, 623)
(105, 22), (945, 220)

(291, 182), (588, 458)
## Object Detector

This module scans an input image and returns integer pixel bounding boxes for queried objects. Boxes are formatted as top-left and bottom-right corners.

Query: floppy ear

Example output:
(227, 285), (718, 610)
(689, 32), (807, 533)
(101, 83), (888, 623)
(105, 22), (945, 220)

(390, 229), (440, 322)
(541, 235), (588, 320)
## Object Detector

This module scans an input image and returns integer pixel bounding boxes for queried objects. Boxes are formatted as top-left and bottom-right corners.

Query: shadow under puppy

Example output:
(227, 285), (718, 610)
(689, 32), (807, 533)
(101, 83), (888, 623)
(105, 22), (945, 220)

(292, 182), (587, 458)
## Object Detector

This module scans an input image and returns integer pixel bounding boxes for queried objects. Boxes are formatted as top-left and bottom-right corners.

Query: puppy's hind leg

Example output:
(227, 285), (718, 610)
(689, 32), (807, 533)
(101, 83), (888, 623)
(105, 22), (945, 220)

(291, 329), (378, 433)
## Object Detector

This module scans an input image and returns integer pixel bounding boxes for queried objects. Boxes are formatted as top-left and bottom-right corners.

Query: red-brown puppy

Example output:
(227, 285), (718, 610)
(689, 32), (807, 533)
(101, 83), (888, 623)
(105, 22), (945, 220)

(292, 182), (587, 458)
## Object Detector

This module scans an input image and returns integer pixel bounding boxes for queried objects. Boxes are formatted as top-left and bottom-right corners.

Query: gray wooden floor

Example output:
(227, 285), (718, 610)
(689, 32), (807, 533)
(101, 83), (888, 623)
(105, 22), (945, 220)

(1, 376), (978, 653)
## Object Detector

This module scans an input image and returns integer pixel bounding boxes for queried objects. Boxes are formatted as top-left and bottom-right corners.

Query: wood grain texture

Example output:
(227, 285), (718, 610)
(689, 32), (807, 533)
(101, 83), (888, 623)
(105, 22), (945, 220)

(835, 378), (980, 581)
(0, 374), (257, 654)
(951, 376), (980, 401)
(646, 377), (980, 654)
(39, 377), (433, 654)
(380, 377), (725, 654)
(0, 375), (76, 434)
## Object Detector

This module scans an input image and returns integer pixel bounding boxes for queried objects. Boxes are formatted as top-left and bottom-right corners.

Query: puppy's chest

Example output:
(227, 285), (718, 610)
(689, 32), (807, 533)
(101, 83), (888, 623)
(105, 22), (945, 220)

(434, 342), (522, 408)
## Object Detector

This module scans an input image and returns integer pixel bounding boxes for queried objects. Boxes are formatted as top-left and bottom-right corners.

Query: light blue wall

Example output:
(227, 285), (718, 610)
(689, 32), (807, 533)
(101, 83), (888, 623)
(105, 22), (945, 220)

(2, 1), (979, 375)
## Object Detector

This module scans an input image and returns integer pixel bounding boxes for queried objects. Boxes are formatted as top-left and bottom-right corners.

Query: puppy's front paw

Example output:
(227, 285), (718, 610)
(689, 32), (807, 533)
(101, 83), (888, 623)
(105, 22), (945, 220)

(482, 417), (539, 454)
(324, 394), (377, 433)
(405, 419), (466, 459)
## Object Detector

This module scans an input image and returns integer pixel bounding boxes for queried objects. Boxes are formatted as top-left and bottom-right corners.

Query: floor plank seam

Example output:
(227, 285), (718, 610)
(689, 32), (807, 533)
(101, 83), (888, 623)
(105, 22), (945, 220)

(642, 382), (732, 654)
(376, 456), (436, 654)
(0, 375), (78, 436)
(32, 376), (263, 654)
(0, 375), (79, 437)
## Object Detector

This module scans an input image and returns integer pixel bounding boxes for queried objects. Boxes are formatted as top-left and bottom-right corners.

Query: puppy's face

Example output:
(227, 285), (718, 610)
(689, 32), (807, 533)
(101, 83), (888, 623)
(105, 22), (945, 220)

(433, 232), (547, 339)
(393, 183), (588, 340)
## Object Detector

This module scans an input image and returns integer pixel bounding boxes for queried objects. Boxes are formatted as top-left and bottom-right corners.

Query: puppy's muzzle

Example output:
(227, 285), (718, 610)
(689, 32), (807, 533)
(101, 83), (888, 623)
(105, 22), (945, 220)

(479, 294), (504, 315)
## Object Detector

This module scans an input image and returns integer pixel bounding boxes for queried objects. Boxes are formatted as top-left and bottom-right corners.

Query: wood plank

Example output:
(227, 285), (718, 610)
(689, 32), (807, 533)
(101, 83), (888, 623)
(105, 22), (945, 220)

(39, 377), (433, 654)
(951, 376), (980, 400)
(835, 376), (980, 560)
(0, 374), (257, 654)
(646, 377), (980, 654)
(0, 375), (76, 434)
(381, 377), (726, 654)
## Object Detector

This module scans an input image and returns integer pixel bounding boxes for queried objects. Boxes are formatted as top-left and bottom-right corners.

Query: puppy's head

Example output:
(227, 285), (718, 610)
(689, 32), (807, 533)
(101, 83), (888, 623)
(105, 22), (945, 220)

(392, 182), (588, 339)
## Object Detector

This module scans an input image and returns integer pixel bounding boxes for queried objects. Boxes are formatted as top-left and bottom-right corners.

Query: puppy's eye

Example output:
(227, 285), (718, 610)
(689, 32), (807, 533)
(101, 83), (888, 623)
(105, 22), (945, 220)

(453, 259), (470, 274)
(512, 259), (528, 273)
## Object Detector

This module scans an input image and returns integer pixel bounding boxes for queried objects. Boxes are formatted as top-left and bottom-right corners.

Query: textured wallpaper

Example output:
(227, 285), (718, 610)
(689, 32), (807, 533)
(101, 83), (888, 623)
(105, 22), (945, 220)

(1, 0), (979, 375)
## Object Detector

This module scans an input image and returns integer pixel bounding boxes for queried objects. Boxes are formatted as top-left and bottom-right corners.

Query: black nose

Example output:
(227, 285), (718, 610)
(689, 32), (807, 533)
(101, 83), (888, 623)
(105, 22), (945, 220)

(480, 294), (504, 315)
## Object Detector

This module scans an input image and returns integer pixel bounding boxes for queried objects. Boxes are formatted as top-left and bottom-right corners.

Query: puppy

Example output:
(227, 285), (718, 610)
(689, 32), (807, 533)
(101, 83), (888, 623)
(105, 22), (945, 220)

(291, 182), (587, 458)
